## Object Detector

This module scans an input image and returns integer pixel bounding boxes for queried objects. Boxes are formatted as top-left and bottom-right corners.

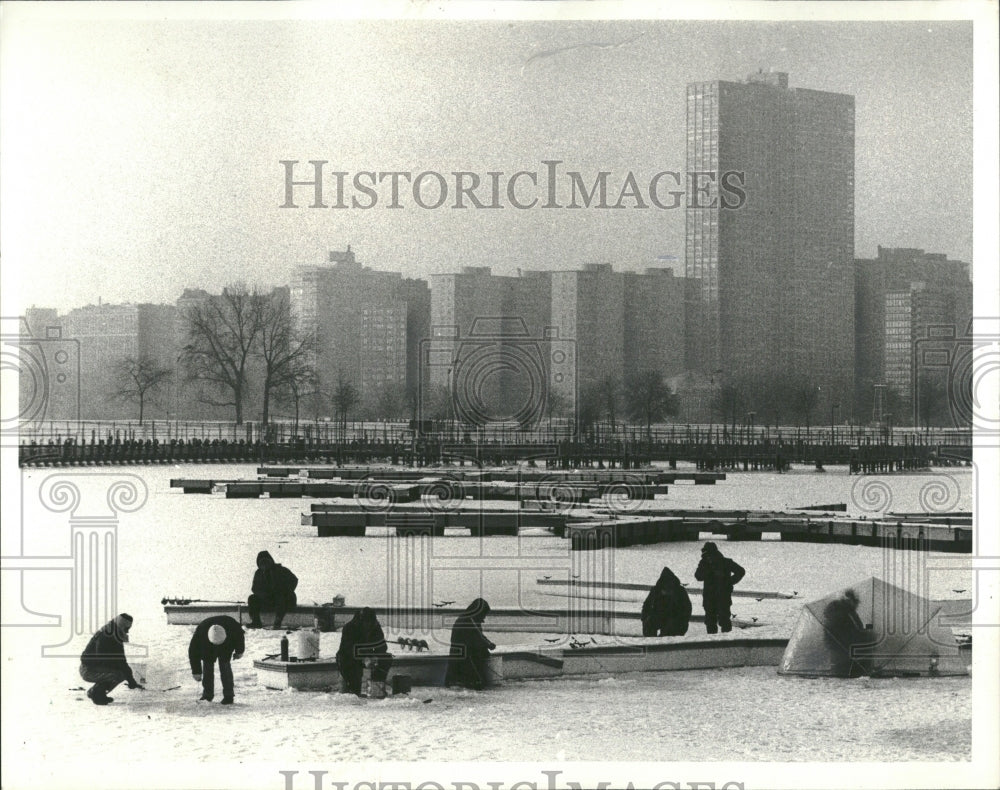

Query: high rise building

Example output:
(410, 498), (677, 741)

(60, 302), (177, 420)
(623, 268), (686, 380)
(429, 267), (553, 424)
(685, 71), (855, 412)
(290, 247), (429, 418)
(855, 246), (972, 422)
(550, 264), (624, 400)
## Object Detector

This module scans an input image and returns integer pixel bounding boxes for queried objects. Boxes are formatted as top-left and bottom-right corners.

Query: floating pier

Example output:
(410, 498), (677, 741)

(252, 637), (792, 691)
(162, 601), (763, 636)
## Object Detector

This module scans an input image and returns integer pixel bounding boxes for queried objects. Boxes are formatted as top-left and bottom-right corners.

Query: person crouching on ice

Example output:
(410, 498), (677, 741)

(641, 566), (693, 637)
(189, 615), (245, 704)
(694, 542), (746, 634)
(79, 613), (145, 705)
(247, 550), (298, 629)
(445, 598), (496, 690)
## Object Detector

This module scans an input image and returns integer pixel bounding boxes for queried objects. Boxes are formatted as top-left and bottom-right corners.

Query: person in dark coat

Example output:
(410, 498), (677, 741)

(79, 613), (145, 705)
(336, 607), (392, 696)
(694, 542), (746, 634)
(822, 589), (873, 677)
(445, 598), (496, 690)
(641, 566), (692, 637)
(247, 550), (298, 628)
(189, 614), (245, 704)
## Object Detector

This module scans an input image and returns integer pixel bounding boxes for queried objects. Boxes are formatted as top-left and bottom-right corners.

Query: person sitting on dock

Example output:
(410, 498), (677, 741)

(247, 550), (298, 629)
(189, 615), (245, 704)
(641, 566), (692, 637)
(694, 542), (746, 634)
(336, 607), (392, 696)
(79, 613), (145, 705)
(445, 598), (497, 690)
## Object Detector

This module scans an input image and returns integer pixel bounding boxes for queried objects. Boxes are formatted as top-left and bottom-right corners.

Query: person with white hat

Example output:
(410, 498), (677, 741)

(188, 615), (245, 704)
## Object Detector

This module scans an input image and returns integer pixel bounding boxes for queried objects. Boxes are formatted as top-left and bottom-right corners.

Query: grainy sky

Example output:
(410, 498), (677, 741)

(1, 9), (977, 312)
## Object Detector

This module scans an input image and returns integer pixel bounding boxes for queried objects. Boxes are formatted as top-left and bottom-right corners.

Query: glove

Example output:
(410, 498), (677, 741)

(192, 673), (203, 682)
(486, 640), (496, 651)
(233, 651), (244, 661)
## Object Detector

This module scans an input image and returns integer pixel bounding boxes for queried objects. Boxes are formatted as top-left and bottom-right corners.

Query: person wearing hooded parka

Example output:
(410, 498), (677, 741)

(336, 607), (392, 696)
(694, 541), (745, 633)
(247, 550), (298, 628)
(641, 566), (692, 637)
(445, 598), (496, 690)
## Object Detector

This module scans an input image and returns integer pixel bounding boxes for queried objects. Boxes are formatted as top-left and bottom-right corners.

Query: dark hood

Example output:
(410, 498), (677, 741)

(462, 597), (491, 622)
(256, 550), (275, 570)
(655, 567), (681, 589)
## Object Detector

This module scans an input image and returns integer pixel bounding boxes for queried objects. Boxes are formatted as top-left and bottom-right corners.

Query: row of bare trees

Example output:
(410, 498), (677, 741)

(577, 370), (680, 437)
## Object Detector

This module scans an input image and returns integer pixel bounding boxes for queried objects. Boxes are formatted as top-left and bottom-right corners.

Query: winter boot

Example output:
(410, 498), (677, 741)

(220, 697), (234, 705)
(87, 686), (112, 705)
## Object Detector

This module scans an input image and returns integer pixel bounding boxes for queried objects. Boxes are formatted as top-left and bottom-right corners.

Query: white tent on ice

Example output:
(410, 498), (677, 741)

(779, 576), (967, 677)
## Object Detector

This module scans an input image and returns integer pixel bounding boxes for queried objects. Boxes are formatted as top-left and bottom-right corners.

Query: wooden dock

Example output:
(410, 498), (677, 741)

(162, 601), (763, 635)
(563, 512), (972, 552)
(255, 466), (724, 485)
(252, 637), (793, 691)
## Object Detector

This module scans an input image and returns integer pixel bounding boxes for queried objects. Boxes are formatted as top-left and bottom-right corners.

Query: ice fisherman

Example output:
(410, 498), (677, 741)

(247, 550), (298, 629)
(822, 589), (873, 677)
(641, 566), (692, 637)
(336, 607), (392, 696)
(79, 613), (145, 705)
(445, 598), (497, 690)
(694, 542), (746, 634)
(189, 614), (246, 704)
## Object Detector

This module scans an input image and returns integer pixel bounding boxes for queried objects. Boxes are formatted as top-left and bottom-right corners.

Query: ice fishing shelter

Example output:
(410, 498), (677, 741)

(779, 577), (967, 677)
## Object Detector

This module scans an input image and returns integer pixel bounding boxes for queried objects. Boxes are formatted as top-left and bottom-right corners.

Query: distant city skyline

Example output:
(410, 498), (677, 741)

(2, 15), (974, 313)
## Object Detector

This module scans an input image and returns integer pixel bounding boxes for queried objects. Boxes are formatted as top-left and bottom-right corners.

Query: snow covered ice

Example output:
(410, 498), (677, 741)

(2, 464), (977, 789)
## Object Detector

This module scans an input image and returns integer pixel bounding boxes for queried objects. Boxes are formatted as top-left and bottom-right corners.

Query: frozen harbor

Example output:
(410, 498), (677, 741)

(1, 464), (978, 788)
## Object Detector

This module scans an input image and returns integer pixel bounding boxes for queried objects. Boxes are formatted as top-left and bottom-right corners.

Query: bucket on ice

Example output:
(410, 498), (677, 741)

(295, 629), (320, 661)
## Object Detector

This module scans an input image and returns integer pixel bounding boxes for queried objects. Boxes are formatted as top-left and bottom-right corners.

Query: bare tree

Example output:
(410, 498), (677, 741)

(274, 357), (319, 437)
(788, 378), (820, 431)
(624, 369), (679, 439)
(372, 381), (408, 421)
(332, 373), (359, 442)
(257, 289), (315, 428)
(181, 283), (264, 424)
(113, 356), (172, 424)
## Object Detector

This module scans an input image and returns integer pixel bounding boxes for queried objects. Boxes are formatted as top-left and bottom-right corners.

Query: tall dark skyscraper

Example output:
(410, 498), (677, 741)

(685, 71), (855, 413)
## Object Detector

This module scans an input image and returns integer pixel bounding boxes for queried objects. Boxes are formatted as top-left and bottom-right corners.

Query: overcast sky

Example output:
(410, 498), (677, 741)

(1, 10), (977, 312)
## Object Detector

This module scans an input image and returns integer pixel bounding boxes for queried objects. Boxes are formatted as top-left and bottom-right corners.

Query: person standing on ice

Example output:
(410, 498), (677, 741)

(336, 607), (392, 696)
(694, 542), (745, 634)
(247, 550), (298, 629)
(641, 566), (692, 636)
(189, 615), (245, 704)
(445, 598), (497, 690)
(79, 613), (145, 705)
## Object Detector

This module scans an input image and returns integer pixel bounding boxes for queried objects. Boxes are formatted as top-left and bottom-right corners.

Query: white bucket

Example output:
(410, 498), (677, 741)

(295, 629), (320, 660)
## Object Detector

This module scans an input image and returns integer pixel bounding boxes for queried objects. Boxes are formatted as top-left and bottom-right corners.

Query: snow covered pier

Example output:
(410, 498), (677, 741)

(564, 512), (972, 552)
(251, 637), (791, 691)
(162, 601), (764, 636)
